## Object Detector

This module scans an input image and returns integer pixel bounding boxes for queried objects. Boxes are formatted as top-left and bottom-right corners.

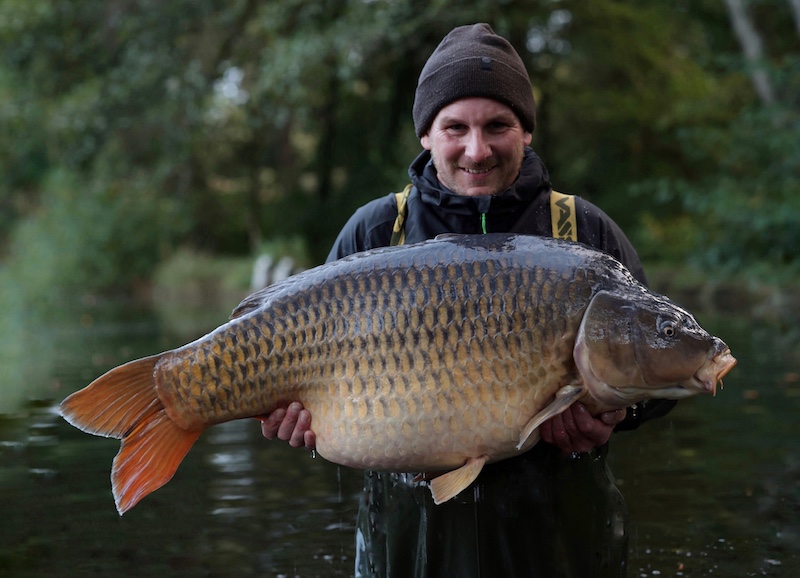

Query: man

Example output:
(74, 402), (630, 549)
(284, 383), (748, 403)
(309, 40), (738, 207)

(261, 23), (675, 577)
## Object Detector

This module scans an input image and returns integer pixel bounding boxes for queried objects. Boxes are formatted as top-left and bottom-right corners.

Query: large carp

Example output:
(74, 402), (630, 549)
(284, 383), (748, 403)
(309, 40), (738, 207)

(61, 234), (736, 515)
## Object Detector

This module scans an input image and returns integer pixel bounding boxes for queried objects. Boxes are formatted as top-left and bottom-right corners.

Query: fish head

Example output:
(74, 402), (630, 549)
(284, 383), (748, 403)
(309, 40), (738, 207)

(574, 289), (737, 408)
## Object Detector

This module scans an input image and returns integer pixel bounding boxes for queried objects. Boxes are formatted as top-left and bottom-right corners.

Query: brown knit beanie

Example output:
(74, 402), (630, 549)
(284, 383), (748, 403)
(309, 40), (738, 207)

(412, 23), (536, 137)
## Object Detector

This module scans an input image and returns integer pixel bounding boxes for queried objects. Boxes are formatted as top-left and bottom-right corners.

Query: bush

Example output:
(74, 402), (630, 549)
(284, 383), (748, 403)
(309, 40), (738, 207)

(3, 168), (186, 306)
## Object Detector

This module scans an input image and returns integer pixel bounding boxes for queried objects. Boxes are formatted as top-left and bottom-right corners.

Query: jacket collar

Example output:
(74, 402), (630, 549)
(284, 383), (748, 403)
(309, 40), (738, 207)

(408, 147), (551, 215)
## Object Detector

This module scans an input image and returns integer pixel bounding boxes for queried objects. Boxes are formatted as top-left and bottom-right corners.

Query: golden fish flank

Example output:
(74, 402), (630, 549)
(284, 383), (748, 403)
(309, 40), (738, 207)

(60, 234), (736, 514)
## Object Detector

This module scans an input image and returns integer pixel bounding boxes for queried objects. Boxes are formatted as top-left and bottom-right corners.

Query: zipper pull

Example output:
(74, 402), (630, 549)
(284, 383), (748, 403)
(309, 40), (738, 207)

(480, 213), (488, 234)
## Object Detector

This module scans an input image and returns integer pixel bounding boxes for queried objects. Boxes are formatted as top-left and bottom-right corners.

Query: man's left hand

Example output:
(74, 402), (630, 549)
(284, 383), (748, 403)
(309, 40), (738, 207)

(538, 402), (626, 453)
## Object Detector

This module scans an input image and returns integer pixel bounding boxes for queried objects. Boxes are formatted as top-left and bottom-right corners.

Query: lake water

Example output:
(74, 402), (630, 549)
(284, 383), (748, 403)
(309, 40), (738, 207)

(0, 295), (798, 577)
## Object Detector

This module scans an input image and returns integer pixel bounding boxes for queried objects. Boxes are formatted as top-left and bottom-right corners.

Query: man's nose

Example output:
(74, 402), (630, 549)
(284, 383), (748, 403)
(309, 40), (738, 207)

(464, 131), (492, 162)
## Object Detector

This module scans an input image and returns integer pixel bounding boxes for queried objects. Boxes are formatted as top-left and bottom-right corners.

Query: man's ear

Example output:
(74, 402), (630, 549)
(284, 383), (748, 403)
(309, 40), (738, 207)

(523, 131), (532, 146)
(420, 133), (431, 150)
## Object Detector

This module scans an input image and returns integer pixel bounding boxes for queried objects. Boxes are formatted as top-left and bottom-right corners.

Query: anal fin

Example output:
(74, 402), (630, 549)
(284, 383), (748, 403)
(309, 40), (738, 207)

(429, 455), (488, 505)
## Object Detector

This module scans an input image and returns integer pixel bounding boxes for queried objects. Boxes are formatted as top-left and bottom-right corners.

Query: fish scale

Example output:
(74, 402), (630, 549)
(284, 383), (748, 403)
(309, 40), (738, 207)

(60, 234), (736, 514)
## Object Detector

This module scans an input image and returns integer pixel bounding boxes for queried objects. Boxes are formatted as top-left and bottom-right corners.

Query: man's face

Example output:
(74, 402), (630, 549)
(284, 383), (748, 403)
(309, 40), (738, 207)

(420, 97), (532, 197)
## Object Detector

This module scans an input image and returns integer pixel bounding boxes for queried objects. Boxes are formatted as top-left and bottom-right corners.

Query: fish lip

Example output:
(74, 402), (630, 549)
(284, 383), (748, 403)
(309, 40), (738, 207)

(689, 348), (737, 396)
(715, 349), (737, 379)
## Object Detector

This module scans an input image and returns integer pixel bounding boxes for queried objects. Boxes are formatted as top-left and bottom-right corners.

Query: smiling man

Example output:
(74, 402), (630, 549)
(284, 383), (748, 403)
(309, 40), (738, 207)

(261, 23), (675, 577)
(421, 97), (531, 198)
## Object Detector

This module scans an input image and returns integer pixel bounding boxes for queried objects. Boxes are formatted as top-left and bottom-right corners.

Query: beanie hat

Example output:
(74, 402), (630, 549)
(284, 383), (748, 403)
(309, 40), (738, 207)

(412, 23), (536, 137)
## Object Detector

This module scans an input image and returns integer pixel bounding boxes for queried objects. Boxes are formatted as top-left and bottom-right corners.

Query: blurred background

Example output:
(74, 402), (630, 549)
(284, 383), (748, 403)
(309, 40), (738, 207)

(0, 1), (798, 576)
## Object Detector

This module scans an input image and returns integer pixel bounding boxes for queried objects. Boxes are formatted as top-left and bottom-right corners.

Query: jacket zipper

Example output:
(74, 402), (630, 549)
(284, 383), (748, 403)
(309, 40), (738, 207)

(480, 212), (488, 234)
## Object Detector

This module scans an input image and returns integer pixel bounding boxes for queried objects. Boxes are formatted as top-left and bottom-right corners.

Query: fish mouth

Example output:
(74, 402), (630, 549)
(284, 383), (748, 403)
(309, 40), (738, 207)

(689, 348), (737, 396)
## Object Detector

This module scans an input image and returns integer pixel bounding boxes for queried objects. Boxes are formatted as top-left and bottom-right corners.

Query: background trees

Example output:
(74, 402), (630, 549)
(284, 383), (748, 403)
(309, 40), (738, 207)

(0, 0), (796, 303)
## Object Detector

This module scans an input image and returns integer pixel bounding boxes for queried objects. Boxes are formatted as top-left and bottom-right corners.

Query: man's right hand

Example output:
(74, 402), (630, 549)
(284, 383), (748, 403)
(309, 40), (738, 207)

(258, 402), (316, 449)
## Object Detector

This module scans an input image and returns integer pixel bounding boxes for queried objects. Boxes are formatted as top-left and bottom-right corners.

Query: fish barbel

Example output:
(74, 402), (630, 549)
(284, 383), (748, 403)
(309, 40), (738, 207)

(60, 234), (736, 514)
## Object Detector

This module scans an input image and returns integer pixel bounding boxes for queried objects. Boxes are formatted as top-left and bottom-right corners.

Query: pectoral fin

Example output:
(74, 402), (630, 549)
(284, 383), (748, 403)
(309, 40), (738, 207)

(429, 455), (488, 505)
(516, 384), (585, 450)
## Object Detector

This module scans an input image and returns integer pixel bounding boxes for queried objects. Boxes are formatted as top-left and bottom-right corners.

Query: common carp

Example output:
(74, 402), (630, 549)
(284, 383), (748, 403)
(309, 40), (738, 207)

(60, 234), (736, 515)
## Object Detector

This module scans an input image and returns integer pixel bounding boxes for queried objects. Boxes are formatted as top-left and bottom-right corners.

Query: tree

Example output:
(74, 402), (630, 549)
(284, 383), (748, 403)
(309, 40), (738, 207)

(632, 0), (800, 272)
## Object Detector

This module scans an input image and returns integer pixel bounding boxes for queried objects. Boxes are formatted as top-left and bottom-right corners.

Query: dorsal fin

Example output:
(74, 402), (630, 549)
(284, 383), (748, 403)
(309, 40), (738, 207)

(229, 283), (288, 320)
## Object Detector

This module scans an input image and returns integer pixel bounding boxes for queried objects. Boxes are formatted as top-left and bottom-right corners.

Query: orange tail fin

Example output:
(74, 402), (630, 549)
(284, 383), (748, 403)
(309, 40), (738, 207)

(60, 355), (204, 515)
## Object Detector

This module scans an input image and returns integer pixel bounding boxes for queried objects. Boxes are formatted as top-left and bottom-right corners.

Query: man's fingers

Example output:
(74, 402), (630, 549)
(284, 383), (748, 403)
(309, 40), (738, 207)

(570, 403), (598, 436)
(572, 403), (616, 448)
(560, 404), (577, 433)
(288, 409), (312, 448)
(600, 408), (627, 426)
(258, 401), (316, 450)
(277, 402), (303, 441)
(544, 414), (569, 446)
(539, 403), (619, 453)
(260, 408), (287, 439)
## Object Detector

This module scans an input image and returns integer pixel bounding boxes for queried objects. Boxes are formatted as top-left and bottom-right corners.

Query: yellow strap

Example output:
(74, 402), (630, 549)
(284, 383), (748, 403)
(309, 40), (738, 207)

(391, 185), (578, 245)
(550, 190), (578, 241)
(390, 184), (412, 246)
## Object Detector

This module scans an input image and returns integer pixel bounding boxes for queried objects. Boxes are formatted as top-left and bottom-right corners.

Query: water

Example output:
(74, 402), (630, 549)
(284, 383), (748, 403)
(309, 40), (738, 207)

(0, 298), (798, 577)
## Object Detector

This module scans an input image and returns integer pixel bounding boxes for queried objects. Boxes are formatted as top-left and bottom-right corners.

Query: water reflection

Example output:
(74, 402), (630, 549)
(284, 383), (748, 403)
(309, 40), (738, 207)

(207, 421), (258, 518)
(0, 298), (797, 576)
(198, 417), (360, 576)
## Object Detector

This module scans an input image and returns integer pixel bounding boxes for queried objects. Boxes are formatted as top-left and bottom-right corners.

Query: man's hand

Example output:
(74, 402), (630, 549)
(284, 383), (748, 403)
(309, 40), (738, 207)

(257, 402), (316, 449)
(538, 402), (626, 454)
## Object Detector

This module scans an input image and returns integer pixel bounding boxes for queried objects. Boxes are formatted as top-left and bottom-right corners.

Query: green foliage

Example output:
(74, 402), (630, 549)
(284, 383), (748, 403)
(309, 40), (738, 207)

(634, 103), (800, 272)
(152, 248), (252, 305)
(5, 167), (186, 305)
(256, 236), (313, 271)
(529, 0), (730, 232)
(150, 248), (254, 338)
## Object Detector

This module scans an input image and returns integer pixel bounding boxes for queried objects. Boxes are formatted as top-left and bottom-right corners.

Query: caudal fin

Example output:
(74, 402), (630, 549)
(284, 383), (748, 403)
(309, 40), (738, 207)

(60, 355), (203, 515)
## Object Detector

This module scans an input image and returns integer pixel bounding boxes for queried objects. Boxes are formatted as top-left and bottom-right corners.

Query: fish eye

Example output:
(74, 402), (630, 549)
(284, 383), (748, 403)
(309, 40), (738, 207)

(658, 318), (676, 337)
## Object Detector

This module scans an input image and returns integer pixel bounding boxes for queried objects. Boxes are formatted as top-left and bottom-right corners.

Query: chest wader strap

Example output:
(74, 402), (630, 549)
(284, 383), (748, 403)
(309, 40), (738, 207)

(550, 190), (578, 241)
(390, 186), (579, 245)
(390, 184), (413, 246)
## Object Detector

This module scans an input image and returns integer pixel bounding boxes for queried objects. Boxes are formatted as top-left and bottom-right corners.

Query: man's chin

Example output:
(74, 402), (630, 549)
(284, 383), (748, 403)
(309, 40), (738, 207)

(458, 188), (496, 197)
(443, 177), (499, 197)
(437, 170), (513, 197)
